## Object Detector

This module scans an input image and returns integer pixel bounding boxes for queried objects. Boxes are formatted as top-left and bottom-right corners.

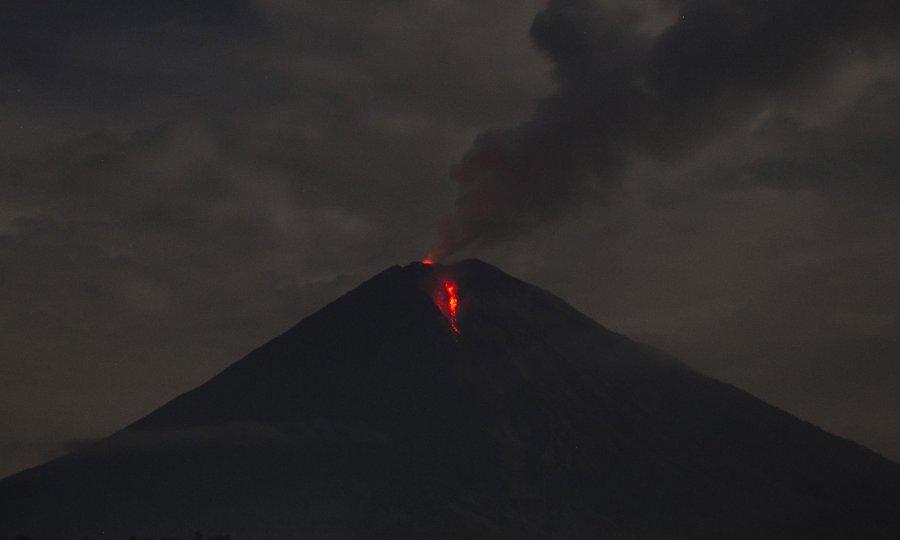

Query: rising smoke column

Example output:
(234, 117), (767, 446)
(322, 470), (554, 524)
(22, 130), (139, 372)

(430, 0), (900, 260)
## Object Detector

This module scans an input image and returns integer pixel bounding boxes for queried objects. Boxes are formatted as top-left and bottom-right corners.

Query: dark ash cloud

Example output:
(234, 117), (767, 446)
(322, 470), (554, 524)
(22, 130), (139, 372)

(433, 0), (900, 258)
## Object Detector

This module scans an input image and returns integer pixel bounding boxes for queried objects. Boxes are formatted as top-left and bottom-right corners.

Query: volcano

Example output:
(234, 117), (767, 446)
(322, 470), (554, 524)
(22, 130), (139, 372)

(2, 260), (899, 538)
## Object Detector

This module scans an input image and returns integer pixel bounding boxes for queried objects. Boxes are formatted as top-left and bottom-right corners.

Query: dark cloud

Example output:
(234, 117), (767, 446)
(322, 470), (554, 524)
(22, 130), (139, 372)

(433, 0), (900, 258)
(0, 0), (272, 118)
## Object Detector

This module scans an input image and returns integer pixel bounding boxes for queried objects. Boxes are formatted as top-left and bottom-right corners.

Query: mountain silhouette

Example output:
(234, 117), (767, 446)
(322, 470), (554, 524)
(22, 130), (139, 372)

(1, 259), (899, 538)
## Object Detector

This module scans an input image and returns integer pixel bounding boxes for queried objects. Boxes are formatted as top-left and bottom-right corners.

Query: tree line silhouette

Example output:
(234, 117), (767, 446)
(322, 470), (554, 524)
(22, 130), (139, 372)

(4, 532), (231, 540)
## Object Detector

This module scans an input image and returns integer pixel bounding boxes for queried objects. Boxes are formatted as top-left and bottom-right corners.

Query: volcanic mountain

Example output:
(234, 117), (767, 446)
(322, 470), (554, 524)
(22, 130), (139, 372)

(2, 260), (899, 538)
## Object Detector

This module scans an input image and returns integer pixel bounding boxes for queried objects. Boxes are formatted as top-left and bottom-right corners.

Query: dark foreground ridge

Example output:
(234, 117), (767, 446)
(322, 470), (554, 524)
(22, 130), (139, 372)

(2, 260), (899, 538)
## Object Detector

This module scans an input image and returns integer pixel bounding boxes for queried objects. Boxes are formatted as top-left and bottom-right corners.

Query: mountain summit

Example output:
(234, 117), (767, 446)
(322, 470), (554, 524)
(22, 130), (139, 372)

(2, 260), (899, 538)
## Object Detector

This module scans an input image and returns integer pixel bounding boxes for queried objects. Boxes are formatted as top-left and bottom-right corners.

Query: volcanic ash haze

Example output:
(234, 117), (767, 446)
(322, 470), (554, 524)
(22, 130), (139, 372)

(432, 0), (900, 260)
(1, 260), (900, 538)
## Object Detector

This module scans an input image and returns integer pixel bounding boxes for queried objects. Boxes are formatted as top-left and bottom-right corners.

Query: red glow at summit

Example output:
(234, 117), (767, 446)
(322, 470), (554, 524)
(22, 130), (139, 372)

(423, 256), (460, 334)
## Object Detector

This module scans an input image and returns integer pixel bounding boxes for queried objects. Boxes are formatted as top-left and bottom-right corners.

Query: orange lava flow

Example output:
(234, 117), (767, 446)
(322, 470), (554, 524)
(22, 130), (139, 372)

(443, 280), (460, 334)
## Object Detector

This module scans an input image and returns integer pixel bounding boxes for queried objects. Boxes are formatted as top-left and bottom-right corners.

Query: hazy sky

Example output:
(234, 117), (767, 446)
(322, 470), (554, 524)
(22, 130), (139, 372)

(2, 0), (899, 478)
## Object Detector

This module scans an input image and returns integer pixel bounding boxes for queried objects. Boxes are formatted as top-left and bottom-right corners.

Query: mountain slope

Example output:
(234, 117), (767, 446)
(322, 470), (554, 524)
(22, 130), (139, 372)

(1, 259), (899, 538)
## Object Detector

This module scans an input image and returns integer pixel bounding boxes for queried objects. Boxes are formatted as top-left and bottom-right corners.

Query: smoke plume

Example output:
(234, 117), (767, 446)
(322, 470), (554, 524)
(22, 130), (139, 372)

(431, 0), (900, 260)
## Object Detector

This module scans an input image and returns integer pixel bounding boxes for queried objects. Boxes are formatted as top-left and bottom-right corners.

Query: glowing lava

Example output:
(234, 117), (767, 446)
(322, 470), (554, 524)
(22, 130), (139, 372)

(442, 280), (460, 334)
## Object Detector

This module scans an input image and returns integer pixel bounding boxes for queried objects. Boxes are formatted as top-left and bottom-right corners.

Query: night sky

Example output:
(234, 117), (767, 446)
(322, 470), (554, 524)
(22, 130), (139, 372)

(2, 0), (899, 478)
